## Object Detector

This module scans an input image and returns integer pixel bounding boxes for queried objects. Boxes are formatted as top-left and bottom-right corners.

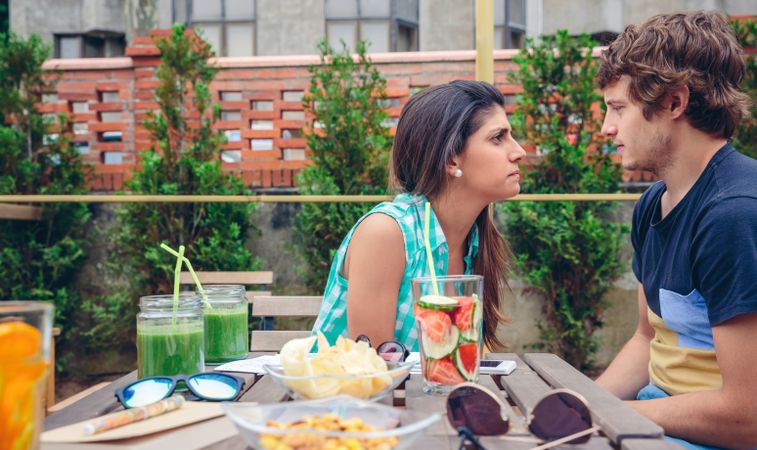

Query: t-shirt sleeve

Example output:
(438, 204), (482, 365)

(691, 196), (757, 325)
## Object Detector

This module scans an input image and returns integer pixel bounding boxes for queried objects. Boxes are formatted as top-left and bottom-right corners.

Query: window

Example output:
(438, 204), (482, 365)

(220, 91), (243, 101)
(251, 100), (273, 111)
(220, 110), (242, 121)
(493, 0), (526, 49)
(99, 112), (121, 122)
(71, 102), (90, 113)
(177, 0), (256, 56)
(103, 152), (124, 164)
(250, 120), (273, 130)
(99, 91), (120, 103)
(54, 32), (125, 58)
(73, 123), (89, 135)
(251, 139), (273, 150)
(283, 149), (306, 160)
(325, 0), (419, 52)
(221, 150), (242, 162)
(281, 110), (304, 121)
(282, 91), (304, 102)
(225, 130), (241, 142)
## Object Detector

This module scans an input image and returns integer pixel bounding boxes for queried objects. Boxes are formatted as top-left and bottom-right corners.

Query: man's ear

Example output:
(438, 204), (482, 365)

(669, 85), (689, 120)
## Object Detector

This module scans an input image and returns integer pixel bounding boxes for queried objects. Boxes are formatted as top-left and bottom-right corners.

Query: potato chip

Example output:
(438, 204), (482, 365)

(278, 332), (399, 399)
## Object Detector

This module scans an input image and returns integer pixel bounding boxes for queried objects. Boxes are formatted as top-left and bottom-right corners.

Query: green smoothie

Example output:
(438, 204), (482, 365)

(204, 310), (248, 364)
(137, 324), (204, 378)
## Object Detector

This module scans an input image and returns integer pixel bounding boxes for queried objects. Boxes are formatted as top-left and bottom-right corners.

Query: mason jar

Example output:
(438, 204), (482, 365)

(201, 285), (249, 364)
(136, 293), (204, 378)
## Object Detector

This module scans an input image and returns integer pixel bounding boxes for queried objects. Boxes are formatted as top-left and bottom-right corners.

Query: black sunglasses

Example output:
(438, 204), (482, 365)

(355, 334), (410, 363)
(446, 383), (599, 450)
(115, 373), (246, 408)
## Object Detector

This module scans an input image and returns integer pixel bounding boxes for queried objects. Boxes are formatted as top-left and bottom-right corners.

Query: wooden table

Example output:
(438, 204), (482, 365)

(45, 353), (681, 450)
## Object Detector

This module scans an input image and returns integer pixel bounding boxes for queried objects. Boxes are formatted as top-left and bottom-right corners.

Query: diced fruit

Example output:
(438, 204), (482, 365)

(414, 308), (452, 343)
(422, 325), (459, 359)
(426, 357), (465, 385)
(454, 343), (479, 381)
(416, 295), (458, 311)
(453, 296), (475, 331)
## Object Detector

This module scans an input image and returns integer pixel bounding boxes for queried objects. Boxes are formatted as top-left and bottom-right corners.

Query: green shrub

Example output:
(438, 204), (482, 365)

(77, 25), (261, 356)
(501, 31), (628, 370)
(731, 19), (756, 159)
(293, 40), (392, 291)
(0, 33), (91, 372)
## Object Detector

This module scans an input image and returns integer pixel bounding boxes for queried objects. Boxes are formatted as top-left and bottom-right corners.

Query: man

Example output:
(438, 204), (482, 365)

(595, 11), (757, 450)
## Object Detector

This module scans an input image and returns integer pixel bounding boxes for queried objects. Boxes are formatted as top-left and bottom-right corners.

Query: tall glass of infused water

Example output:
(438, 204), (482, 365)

(412, 275), (483, 395)
(0, 301), (53, 450)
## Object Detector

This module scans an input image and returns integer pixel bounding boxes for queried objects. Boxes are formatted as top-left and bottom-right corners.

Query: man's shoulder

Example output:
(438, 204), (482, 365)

(711, 148), (757, 199)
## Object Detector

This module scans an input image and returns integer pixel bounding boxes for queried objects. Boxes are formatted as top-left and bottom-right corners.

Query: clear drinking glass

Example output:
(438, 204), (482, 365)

(411, 275), (483, 395)
(0, 301), (53, 450)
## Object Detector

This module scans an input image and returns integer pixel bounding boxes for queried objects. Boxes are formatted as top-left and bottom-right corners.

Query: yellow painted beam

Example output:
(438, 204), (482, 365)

(0, 194), (642, 203)
(475, 0), (494, 83)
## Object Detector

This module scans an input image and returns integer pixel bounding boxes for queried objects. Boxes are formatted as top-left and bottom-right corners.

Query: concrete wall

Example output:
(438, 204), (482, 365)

(419, 0), (475, 51)
(256, 0), (325, 56)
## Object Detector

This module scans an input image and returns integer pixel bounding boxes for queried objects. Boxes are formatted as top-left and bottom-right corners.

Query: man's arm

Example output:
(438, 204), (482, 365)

(595, 283), (653, 400)
(628, 312), (757, 449)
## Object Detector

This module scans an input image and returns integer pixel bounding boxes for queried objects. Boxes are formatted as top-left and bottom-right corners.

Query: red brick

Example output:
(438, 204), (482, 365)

(96, 81), (128, 91)
(241, 129), (278, 139)
(92, 142), (126, 151)
(111, 69), (135, 80)
(218, 101), (247, 110)
(247, 91), (279, 100)
(126, 46), (161, 57)
(214, 120), (243, 130)
(245, 111), (278, 120)
(222, 140), (245, 150)
(58, 82), (97, 92)
(132, 36), (155, 45)
(135, 102), (159, 110)
(135, 68), (154, 79)
(262, 170), (271, 187)
(90, 102), (124, 112)
(133, 57), (162, 68)
(276, 101), (302, 110)
(275, 138), (306, 148)
(135, 79), (160, 89)
(135, 91), (154, 100)
(90, 122), (126, 132)
(58, 91), (98, 101)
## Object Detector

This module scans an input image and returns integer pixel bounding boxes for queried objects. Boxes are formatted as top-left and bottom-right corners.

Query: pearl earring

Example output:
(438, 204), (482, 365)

(454, 168), (463, 178)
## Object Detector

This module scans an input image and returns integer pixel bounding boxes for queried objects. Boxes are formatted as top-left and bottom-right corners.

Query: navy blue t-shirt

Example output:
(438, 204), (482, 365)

(631, 144), (757, 394)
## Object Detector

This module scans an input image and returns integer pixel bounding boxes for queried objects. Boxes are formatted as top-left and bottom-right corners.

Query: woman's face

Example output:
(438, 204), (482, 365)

(454, 106), (526, 202)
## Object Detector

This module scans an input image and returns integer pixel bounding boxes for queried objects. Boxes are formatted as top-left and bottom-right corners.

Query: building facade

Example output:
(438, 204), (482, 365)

(12, 0), (753, 58)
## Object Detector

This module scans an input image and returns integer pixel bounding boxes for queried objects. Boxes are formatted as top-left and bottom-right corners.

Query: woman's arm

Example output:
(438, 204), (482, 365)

(344, 213), (406, 345)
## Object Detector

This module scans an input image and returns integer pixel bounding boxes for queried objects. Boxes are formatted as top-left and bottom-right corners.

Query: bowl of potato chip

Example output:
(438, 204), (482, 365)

(265, 332), (414, 401)
(223, 395), (440, 450)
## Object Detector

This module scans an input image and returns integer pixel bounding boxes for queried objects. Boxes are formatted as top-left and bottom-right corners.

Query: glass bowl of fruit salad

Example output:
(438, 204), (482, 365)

(223, 395), (440, 450)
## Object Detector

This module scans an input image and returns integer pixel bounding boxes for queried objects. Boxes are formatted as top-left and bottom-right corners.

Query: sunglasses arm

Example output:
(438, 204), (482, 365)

(527, 425), (601, 450)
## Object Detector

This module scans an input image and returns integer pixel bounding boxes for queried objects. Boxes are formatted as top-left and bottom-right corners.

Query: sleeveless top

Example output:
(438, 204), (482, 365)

(311, 193), (479, 351)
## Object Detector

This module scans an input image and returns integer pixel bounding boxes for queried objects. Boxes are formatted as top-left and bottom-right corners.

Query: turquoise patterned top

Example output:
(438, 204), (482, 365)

(311, 193), (479, 351)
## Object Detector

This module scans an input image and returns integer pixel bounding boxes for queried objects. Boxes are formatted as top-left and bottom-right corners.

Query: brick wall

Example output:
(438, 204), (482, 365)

(41, 33), (649, 191)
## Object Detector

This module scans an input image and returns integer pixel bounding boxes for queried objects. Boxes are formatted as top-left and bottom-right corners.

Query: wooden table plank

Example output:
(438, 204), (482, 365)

(490, 353), (552, 414)
(524, 353), (664, 444)
(45, 358), (261, 431)
(622, 438), (685, 450)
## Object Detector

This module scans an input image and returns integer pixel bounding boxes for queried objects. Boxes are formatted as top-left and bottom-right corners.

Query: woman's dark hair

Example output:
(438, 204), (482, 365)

(392, 80), (510, 350)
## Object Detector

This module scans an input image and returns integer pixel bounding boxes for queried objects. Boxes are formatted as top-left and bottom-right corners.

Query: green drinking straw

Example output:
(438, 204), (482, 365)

(172, 245), (185, 325)
(423, 202), (440, 296)
(160, 243), (210, 304)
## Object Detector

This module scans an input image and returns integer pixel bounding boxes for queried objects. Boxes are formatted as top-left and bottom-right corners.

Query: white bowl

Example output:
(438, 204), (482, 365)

(223, 396), (440, 450)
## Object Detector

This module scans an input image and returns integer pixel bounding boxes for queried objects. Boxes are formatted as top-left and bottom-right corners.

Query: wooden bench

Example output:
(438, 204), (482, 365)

(249, 295), (322, 352)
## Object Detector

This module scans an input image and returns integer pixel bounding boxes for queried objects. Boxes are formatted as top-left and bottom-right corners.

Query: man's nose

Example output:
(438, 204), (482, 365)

(601, 116), (617, 137)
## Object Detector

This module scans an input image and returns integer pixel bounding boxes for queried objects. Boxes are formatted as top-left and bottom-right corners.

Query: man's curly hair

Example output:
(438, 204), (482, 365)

(598, 11), (751, 139)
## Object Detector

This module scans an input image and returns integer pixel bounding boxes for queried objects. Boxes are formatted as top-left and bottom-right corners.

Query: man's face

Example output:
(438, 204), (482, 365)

(601, 76), (673, 175)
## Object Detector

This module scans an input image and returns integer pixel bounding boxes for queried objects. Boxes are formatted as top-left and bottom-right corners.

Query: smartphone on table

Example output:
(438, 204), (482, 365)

(479, 359), (516, 375)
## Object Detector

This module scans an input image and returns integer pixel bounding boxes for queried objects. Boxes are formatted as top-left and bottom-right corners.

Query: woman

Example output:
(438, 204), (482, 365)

(312, 80), (526, 351)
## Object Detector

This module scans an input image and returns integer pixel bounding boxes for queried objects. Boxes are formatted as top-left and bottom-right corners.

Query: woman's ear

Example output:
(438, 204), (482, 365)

(447, 158), (461, 178)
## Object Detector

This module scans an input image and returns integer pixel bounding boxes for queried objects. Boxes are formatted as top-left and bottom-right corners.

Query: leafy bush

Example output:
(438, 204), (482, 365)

(0, 33), (91, 368)
(293, 40), (392, 291)
(731, 19), (756, 159)
(501, 31), (628, 370)
(78, 25), (261, 354)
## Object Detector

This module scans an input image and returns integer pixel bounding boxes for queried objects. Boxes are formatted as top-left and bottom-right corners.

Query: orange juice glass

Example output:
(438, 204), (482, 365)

(0, 302), (53, 450)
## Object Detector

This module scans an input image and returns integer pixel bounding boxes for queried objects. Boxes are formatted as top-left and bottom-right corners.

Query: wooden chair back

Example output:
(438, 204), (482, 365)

(249, 295), (322, 352)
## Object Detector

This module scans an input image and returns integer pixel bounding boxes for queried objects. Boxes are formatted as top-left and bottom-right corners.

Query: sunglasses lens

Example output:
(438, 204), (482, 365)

(187, 374), (240, 401)
(376, 342), (406, 362)
(529, 392), (593, 444)
(447, 386), (509, 436)
(122, 378), (173, 408)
